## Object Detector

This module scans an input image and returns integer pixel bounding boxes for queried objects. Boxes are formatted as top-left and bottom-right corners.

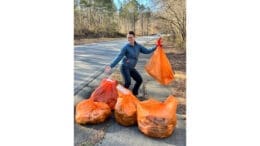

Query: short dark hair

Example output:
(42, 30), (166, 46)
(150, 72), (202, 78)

(128, 31), (135, 37)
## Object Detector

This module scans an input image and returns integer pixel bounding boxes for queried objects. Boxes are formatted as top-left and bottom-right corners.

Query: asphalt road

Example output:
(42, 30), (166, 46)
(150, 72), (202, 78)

(74, 36), (158, 94)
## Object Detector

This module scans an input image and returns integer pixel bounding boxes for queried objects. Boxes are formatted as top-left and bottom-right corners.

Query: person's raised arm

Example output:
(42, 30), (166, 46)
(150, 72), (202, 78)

(140, 37), (162, 54)
(140, 45), (156, 54)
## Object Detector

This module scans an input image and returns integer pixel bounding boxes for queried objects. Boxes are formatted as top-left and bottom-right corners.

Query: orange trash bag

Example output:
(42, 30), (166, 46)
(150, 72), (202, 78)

(90, 78), (118, 110)
(114, 84), (140, 126)
(75, 99), (111, 124)
(145, 38), (174, 85)
(137, 95), (178, 138)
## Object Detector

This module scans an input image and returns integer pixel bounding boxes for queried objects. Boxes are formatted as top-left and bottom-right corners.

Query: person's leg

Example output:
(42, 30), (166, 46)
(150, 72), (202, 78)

(130, 68), (143, 95)
(120, 65), (131, 88)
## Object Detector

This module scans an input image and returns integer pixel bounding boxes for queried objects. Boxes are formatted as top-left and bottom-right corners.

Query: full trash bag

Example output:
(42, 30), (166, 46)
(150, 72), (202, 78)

(145, 38), (174, 85)
(114, 84), (140, 126)
(137, 95), (178, 138)
(90, 78), (118, 110)
(75, 99), (111, 124)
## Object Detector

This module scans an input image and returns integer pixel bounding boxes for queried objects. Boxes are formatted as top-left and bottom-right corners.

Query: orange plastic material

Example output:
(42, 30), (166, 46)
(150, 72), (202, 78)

(75, 99), (111, 124)
(137, 95), (178, 138)
(114, 84), (140, 126)
(90, 78), (118, 110)
(145, 39), (174, 85)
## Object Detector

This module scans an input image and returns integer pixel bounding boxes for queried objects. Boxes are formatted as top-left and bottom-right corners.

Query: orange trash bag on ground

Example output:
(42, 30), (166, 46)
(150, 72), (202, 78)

(114, 84), (140, 126)
(145, 38), (174, 85)
(90, 78), (118, 110)
(75, 99), (111, 124)
(137, 95), (178, 138)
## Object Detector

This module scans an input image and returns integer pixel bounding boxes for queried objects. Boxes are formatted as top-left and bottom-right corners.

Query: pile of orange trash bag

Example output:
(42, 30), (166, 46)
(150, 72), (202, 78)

(75, 99), (111, 124)
(145, 38), (174, 85)
(90, 78), (118, 110)
(114, 84), (140, 126)
(137, 95), (178, 138)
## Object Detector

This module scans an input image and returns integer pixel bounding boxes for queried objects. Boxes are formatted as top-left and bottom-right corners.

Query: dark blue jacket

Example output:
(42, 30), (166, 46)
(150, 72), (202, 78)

(110, 41), (156, 68)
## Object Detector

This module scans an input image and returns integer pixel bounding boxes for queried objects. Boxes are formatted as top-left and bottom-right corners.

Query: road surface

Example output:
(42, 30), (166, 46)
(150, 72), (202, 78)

(74, 36), (158, 94)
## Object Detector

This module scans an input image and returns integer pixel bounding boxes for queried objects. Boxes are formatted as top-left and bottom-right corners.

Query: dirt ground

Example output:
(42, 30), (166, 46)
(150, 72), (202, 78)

(164, 37), (186, 115)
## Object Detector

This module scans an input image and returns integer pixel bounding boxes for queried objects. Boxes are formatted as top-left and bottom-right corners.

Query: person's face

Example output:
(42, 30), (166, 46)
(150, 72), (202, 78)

(127, 34), (135, 44)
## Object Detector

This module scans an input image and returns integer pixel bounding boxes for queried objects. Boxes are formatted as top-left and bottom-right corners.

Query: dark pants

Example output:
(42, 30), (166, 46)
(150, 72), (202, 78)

(120, 65), (143, 95)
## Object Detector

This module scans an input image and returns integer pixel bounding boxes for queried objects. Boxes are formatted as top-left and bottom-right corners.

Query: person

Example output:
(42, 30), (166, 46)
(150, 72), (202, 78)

(105, 31), (161, 97)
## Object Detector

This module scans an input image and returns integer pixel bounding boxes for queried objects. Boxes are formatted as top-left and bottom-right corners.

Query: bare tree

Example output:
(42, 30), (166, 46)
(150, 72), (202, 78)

(153, 0), (186, 49)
